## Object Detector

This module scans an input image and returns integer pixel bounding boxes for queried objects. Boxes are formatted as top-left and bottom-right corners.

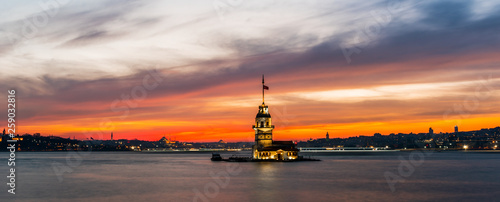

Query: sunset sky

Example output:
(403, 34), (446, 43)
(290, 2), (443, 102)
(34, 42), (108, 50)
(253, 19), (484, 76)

(1, 0), (500, 142)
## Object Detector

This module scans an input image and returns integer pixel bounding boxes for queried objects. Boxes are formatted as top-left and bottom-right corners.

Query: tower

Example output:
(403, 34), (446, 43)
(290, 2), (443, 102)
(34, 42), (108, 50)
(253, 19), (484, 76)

(250, 75), (299, 161)
(429, 127), (433, 135)
(252, 75), (274, 159)
(326, 132), (329, 140)
(111, 132), (113, 140)
(454, 125), (458, 133)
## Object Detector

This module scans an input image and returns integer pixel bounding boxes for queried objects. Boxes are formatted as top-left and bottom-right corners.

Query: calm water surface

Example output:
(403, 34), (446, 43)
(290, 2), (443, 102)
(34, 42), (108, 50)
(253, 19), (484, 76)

(1, 151), (499, 201)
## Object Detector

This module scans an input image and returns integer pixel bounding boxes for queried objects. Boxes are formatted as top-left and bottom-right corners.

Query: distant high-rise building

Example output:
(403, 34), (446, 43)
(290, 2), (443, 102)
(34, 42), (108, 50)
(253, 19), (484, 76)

(326, 132), (329, 140)
(455, 125), (458, 133)
(429, 127), (434, 135)
(2, 128), (5, 136)
(111, 132), (113, 140)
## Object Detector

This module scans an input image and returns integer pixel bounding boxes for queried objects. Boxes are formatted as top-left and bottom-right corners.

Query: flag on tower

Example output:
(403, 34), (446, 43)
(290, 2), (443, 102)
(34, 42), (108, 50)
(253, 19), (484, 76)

(263, 85), (269, 90)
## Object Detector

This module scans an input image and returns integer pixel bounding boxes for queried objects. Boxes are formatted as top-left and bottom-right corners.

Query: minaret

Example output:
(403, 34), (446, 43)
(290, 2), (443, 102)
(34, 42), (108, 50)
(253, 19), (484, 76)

(252, 75), (273, 159)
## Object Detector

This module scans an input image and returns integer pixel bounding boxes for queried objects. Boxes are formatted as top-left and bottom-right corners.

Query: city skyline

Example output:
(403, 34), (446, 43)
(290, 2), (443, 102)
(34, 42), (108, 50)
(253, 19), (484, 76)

(1, 1), (500, 142)
(4, 124), (496, 143)
(2, 125), (499, 152)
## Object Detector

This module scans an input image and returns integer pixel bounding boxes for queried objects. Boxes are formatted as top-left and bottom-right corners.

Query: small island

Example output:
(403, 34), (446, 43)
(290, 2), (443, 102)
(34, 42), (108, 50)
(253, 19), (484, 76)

(212, 75), (320, 162)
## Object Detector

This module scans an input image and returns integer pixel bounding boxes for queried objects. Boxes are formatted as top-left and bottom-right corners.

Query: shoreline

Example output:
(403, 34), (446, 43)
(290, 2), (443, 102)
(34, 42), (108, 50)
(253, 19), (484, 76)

(2, 149), (499, 153)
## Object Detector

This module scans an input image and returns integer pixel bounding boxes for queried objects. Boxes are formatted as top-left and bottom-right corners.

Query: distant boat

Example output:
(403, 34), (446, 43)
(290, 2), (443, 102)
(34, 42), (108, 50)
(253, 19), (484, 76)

(211, 153), (223, 161)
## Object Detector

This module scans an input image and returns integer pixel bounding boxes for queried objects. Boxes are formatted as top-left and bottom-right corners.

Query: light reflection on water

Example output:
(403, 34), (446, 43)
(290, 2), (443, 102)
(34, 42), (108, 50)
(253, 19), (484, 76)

(0, 151), (499, 201)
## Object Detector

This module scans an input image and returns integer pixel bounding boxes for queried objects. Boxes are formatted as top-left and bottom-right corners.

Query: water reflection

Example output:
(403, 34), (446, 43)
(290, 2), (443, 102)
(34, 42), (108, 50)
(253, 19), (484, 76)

(0, 152), (499, 201)
(253, 162), (281, 201)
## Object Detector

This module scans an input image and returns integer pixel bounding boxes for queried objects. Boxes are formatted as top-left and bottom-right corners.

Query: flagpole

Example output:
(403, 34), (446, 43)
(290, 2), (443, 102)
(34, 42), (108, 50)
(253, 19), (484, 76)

(262, 74), (265, 104)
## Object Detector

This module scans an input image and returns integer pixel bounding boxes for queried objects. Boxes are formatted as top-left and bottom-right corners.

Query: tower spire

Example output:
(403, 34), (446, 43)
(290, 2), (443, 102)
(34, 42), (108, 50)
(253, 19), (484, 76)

(262, 74), (265, 104)
(262, 75), (269, 105)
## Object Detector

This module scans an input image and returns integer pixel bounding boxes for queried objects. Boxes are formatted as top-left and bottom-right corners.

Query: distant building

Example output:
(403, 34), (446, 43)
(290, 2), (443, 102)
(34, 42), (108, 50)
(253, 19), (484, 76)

(159, 136), (175, 144)
(252, 75), (298, 160)
(111, 132), (113, 140)
(429, 127), (434, 135)
(455, 125), (459, 133)
(326, 132), (329, 140)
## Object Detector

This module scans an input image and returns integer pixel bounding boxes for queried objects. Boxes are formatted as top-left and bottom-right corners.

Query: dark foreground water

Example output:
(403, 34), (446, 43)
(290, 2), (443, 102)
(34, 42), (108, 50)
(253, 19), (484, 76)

(1, 151), (499, 202)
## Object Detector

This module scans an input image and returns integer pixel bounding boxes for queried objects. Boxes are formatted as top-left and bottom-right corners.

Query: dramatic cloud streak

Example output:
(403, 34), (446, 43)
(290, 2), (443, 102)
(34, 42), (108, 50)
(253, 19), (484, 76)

(0, 0), (499, 141)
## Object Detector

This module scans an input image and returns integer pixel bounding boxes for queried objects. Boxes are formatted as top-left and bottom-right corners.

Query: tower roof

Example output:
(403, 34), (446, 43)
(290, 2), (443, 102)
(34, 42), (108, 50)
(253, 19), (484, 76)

(256, 104), (271, 118)
(256, 113), (271, 118)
